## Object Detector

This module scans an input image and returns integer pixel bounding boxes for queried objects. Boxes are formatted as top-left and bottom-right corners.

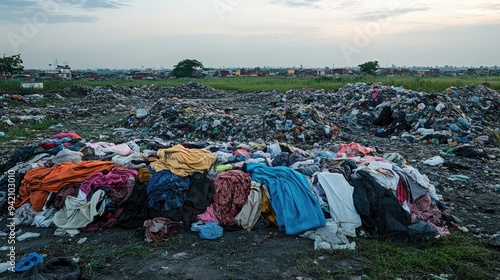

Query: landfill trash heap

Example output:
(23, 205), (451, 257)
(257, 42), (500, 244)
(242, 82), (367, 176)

(122, 82), (499, 147)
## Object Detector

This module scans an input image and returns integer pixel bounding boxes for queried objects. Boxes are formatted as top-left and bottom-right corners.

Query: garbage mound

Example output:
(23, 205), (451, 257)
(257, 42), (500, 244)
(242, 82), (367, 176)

(125, 82), (499, 147)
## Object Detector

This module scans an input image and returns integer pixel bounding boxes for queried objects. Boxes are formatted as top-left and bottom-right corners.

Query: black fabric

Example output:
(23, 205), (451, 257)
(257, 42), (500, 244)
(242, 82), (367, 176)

(408, 220), (438, 241)
(373, 106), (394, 126)
(374, 111), (408, 137)
(20, 257), (81, 280)
(118, 182), (160, 229)
(454, 145), (489, 158)
(180, 172), (215, 228)
(350, 169), (411, 241)
(0, 145), (47, 174)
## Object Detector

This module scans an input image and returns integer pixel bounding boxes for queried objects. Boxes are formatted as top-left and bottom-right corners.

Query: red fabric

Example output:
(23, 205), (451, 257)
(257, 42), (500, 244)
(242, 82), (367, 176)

(40, 142), (58, 149)
(212, 170), (251, 226)
(51, 132), (82, 140)
(15, 161), (116, 211)
(396, 180), (408, 205)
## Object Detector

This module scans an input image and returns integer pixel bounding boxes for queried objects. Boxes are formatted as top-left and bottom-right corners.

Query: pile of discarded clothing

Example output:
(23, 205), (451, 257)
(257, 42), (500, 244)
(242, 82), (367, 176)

(1, 131), (455, 250)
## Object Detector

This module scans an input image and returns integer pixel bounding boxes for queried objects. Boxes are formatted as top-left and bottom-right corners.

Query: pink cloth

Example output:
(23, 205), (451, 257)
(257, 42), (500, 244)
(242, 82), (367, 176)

(409, 194), (450, 236)
(197, 205), (219, 223)
(335, 142), (376, 158)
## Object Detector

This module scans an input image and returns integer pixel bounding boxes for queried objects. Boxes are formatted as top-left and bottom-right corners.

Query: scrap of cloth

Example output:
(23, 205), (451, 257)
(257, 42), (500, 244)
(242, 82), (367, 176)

(150, 144), (216, 177)
(245, 163), (325, 235)
(335, 142), (376, 158)
(212, 170), (252, 226)
(15, 161), (116, 211)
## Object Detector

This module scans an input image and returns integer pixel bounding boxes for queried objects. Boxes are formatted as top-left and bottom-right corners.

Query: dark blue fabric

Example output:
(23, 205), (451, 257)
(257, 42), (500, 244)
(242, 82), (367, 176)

(146, 170), (190, 213)
(245, 163), (325, 235)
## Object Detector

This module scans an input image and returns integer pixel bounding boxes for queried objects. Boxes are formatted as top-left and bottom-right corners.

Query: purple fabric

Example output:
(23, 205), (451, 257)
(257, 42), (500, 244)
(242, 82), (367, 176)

(80, 167), (138, 198)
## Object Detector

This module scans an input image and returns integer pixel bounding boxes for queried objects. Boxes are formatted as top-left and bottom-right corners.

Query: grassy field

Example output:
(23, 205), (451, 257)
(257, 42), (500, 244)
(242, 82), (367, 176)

(1, 75), (499, 94)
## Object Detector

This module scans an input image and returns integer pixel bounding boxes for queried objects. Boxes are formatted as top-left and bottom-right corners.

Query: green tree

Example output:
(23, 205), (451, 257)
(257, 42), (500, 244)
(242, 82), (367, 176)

(358, 60), (379, 75)
(170, 59), (204, 78)
(0, 54), (24, 79)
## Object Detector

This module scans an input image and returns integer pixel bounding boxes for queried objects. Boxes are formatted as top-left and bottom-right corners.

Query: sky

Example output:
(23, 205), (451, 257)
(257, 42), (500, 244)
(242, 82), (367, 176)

(0, 0), (499, 70)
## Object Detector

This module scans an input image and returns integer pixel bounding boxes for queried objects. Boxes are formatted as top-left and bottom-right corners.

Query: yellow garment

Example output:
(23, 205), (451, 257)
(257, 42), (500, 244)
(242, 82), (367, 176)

(260, 185), (277, 228)
(150, 144), (216, 177)
(137, 167), (153, 185)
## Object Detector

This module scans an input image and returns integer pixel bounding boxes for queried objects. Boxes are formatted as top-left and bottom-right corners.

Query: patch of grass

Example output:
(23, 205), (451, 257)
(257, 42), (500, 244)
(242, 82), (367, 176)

(286, 231), (500, 280)
(0, 119), (60, 144)
(2, 76), (500, 95)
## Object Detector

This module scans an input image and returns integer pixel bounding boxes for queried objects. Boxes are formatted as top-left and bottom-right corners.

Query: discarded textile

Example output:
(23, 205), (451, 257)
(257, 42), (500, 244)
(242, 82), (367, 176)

(143, 217), (181, 243)
(53, 189), (105, 234)
(51, 149), (83, 164)
(235, 181), (263, 230)
(301, 219), (356, 250)
(146, 170), (190, 220)
(85, 142), (133, 156)
(409, 194), (450, 236)
(180, 172), (215, 227)
(80, 167), (138, 202)
(335, 142), (376, 158)
(245, 163), (325, 234)
(15, 161), (115, 211)
(112, 153), (148, 169)
(260, 185), (277, 227)
(118, 182), (159, 229)
(137, 167), (153, 185)
(13, 203), (37, 226)
(150, 144), (216, 177)
(14, 252), (44, 273)
(191, 221), (224, 240)
(316, 172), (361, 237)
(212, 170), (251, 226)
(20, 257), (81, 280)
(350, 169), (411, 240)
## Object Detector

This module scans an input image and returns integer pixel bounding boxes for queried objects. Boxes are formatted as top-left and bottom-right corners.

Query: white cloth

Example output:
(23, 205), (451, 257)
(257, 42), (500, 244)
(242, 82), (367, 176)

(112, 153), (148, 169)
(317, 172), (361, 237)
(53, 190), (105, 234)
(235, 182), (263, 230)
(301, 219), (356, 250)
(32, 206), (57, 227)
(52, 149), (83, 164)
(364, 161), (400, 191)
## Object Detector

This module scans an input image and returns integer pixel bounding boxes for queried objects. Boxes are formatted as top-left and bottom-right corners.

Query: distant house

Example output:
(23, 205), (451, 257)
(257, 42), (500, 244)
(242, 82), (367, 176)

(218, 70), (231, 77)
(332, 68), (350, 75)
(132, 71), (155, 80)
(81, 72), (100, 81)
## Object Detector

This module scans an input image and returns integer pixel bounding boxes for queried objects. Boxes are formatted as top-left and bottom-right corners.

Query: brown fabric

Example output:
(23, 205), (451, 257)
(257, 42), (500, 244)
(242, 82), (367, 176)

(51, 183), (81, 210)
(15, 161), (116, 211)
(212, 170), (251, 226)
(137, 167), (153, 185)
(150, 144), (216, 177)
(143, 217), (181, 243)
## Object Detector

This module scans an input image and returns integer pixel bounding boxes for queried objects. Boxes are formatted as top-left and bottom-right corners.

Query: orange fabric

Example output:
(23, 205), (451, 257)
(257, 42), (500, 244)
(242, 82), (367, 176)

(15, 161), (116, 211)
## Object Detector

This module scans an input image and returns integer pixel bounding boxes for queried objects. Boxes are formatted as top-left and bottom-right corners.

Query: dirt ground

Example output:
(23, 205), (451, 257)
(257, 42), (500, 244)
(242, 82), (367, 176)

(1, 84), (499, 280)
